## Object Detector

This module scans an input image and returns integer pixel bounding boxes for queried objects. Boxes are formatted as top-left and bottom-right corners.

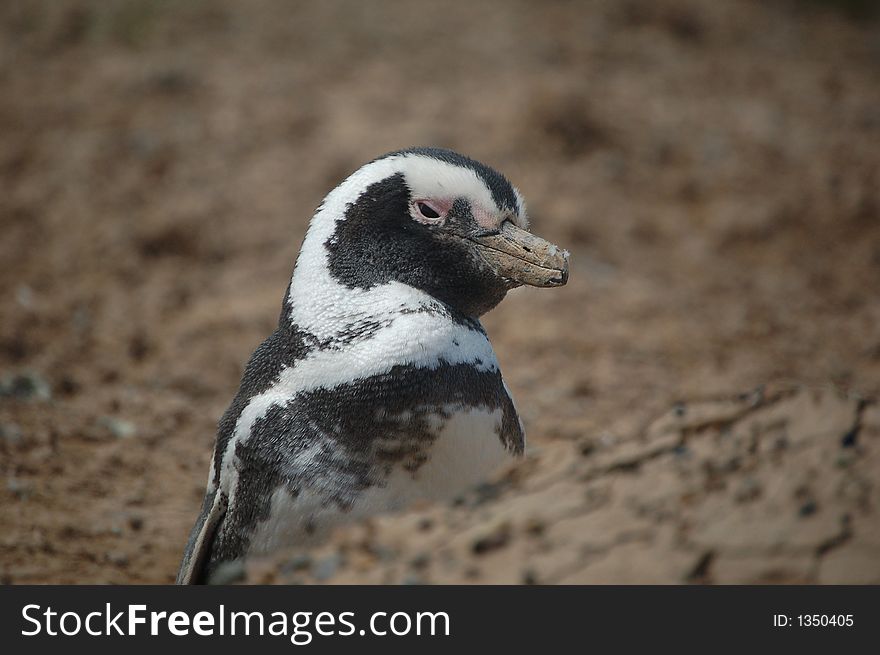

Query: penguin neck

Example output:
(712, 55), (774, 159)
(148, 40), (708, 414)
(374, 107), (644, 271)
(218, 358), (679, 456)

(278, 271), (495, 377)
(284, 262), (484, 346)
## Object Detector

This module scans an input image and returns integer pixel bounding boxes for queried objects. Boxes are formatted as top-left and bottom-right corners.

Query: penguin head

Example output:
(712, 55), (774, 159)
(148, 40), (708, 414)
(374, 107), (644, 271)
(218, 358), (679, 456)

(296, 147), (569, 319)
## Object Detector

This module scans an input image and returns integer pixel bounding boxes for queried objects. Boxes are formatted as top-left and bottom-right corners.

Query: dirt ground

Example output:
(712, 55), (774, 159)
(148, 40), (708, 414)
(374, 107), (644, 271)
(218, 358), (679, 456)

(1, 0), (878, 584)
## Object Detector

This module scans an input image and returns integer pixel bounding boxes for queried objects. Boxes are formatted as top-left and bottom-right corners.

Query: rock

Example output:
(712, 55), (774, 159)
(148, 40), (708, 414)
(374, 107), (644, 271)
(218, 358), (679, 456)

(686, 551), (715, 583)
(840, 425), (859, 448)
(312, 553), (343, 581)
(734, 477), (762, 503)
(0, 423), (24, 446)
(280, 553), (312, 574)
(798, 500), (818, 518)
(409, 552), (431, 570)
(471, 522), (512, 555)
(6, 478), (32, 499)
(97, 416), (137, 439)
(15, 285), (34, 309)
(0, 372), (51, 401)
(106, 551), (129, 566)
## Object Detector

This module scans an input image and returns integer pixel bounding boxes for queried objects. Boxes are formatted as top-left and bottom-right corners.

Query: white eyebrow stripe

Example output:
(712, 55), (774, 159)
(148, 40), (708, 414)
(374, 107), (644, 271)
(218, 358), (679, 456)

(512, 186), (529, 228)
(397, 153), (498, 213)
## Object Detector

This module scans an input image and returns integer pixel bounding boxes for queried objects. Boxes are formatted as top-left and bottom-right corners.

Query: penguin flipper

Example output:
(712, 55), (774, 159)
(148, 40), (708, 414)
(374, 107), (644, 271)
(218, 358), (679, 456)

(176, 489), (227, 584)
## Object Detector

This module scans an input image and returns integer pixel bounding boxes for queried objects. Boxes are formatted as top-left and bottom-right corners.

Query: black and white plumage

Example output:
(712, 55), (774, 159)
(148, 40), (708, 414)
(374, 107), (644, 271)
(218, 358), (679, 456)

(177, 147), (569, 584)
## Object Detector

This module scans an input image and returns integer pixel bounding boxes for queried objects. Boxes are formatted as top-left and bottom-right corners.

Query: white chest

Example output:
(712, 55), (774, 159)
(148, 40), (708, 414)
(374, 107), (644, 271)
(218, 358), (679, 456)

(247, 404), (513, 555)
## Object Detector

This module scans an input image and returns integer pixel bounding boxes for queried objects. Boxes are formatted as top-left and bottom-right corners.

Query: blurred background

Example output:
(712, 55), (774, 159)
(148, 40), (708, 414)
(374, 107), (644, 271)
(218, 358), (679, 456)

(1, 0), (878, 584)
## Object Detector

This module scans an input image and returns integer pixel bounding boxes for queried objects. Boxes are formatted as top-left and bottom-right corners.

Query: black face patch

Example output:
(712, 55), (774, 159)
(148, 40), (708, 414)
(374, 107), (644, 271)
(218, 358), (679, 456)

(204, 361), (524, 571)
(324, 173), (513, 318)
(378, 146), (520, 213)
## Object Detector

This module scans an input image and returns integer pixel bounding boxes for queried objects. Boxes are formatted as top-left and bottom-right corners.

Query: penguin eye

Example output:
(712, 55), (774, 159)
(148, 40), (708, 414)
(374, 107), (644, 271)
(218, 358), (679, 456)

(417, 202), (440, 219)
(411, 199), (446, 224)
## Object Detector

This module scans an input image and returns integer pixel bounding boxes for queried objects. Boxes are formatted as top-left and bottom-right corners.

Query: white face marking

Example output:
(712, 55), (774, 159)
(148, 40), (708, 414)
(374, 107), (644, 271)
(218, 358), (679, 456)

(513, 187), (529, 228)
(400, 155), (497, 218)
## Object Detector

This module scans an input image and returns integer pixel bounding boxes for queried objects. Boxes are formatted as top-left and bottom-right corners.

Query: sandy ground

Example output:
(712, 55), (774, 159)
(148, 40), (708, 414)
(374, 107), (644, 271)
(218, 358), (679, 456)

(1, 0), (879, 584)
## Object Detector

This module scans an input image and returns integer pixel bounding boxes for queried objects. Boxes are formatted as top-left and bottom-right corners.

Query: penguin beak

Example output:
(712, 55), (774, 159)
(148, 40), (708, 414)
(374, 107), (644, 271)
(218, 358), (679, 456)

(470, 222), (569, 288)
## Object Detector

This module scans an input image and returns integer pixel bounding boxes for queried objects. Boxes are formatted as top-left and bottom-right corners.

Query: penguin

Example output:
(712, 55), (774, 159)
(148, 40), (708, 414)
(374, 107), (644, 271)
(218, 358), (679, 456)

(176, 147), (569, 584)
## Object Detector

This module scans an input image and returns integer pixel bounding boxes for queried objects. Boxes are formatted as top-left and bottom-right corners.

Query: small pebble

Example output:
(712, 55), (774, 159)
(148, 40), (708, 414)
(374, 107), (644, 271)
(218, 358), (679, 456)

(472, 522), (511, 555)
(106, 551), (129, 566)
(798, 500), (818, 517)
(579, 438), (596, 457)
(734, 477), (762, 503)
(0, 423), (24, 446)
(722, 456), (742, 473)
(281, 553), (312, 573)
(371, 544), (397, 562)
(312, 553), (343, 581)
(410, 553), (431, 570)
(841, 425), (859, 448)
(523, 518), (545, 536)
(98, 416), (137, 439)
(16, 285), (34, 308)
(0, 372), (51, 401)
(6, 477), (32, 499)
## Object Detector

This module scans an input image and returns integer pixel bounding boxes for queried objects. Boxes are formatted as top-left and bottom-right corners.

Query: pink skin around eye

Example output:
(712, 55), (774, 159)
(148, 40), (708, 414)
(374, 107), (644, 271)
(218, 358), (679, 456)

(412, 199), (507, 230)
(411, 198), (453, 224)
